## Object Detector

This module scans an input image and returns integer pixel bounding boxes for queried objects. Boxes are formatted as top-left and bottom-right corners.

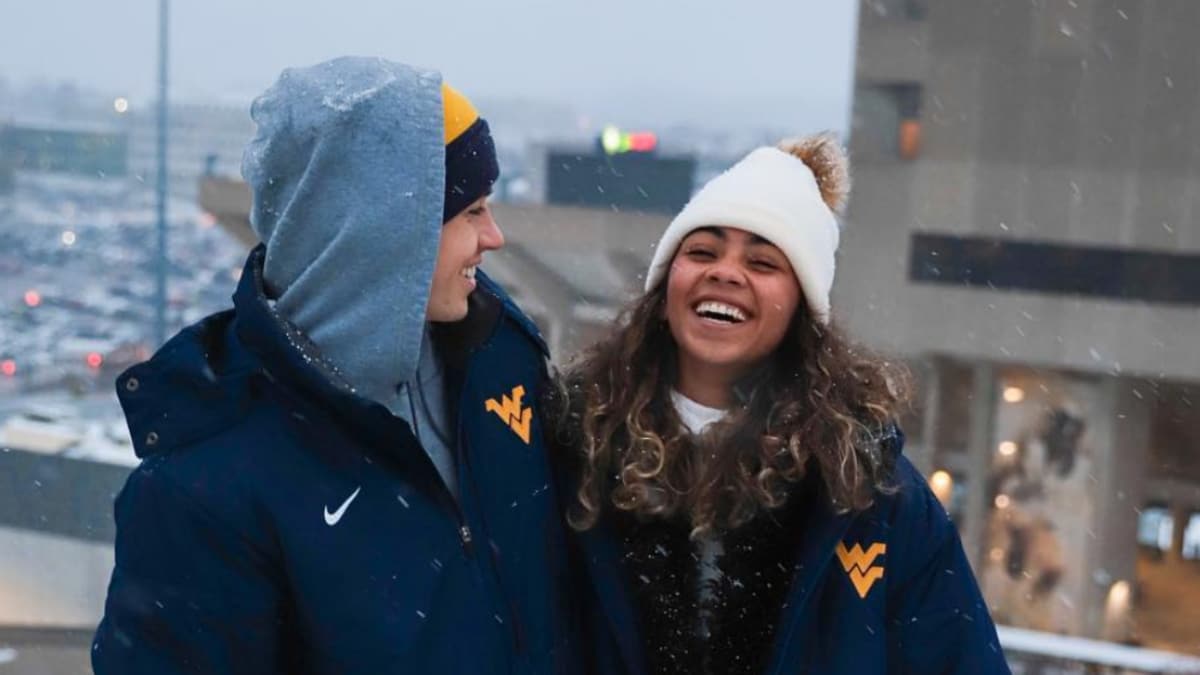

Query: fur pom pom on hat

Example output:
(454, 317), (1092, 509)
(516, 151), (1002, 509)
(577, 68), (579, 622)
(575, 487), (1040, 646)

(644, 133), (849, 324)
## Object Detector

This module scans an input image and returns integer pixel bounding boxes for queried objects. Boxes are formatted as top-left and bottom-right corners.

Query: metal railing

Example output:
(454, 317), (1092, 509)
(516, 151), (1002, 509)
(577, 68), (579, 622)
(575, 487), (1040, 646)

(1000, 626), (1200, 675)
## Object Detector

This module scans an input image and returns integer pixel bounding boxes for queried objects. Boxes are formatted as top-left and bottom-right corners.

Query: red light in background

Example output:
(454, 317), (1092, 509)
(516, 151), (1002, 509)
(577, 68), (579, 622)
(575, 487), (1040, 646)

(86, 352), (104, 369)
(23, 290), (41, 307)
(628, 132), (658, 152)
(1, 360), (15, 377)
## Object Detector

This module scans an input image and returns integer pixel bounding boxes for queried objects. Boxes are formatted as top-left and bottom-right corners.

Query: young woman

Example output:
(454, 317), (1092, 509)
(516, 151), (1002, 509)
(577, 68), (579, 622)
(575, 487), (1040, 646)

(550, 135), (1010, 674)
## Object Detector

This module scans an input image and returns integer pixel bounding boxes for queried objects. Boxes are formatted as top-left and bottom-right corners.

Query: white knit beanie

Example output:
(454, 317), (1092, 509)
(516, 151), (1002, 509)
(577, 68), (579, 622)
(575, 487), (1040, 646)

(644, 134), (849, 324)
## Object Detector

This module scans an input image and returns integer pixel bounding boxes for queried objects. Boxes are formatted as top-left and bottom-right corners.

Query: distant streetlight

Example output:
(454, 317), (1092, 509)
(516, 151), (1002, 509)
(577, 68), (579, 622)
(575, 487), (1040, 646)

(1003, 386), (1026, 403)
(153, 0), (170, 347)
(61, 230), (77, 246)
(994, 494), (1011, 509)
(998, 441), (1018, 457)
(114, 97), (130, 114)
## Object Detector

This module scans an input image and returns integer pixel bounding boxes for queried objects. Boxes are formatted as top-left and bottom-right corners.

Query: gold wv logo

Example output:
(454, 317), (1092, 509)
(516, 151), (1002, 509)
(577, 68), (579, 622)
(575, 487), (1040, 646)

(835, 541), (886, 599)
(485, 385), (532, 445)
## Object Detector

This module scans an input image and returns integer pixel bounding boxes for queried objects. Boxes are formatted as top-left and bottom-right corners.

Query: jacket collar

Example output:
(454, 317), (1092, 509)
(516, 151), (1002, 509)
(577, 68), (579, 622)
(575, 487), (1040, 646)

(232, 246), (518, 453)
(572, 475), (859, 675)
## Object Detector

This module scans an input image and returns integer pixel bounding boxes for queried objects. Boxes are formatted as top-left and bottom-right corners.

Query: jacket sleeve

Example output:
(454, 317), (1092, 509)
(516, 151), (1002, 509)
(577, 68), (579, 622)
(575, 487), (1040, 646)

(92, 459), (285, 675)
(884, 459), (1012, 675)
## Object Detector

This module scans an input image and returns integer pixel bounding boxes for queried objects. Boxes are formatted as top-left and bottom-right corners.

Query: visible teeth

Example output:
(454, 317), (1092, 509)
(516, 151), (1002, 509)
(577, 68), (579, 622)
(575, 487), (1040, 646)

(695, 301), (746, 323)
(461, 266), (477, 279)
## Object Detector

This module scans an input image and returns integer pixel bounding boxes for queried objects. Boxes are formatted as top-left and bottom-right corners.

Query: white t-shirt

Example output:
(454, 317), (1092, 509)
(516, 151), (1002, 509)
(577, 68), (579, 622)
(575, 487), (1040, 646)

(670, 389), (727, 436)
(669, 389), (727, 639)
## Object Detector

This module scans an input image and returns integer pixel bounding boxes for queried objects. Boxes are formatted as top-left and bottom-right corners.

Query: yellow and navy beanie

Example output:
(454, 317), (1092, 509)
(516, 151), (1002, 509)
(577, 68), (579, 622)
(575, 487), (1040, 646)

(442, 83), (499, 222)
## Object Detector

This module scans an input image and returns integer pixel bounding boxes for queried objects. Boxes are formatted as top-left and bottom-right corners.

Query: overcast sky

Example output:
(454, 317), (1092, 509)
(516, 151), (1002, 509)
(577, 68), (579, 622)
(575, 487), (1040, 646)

(1, 0), (860, 131)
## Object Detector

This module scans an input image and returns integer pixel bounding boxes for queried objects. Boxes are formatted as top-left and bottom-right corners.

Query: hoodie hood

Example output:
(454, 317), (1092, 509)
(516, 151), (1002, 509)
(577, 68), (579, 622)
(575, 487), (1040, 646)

(242, 56), (445, 408)
(118, 248), (429, 460)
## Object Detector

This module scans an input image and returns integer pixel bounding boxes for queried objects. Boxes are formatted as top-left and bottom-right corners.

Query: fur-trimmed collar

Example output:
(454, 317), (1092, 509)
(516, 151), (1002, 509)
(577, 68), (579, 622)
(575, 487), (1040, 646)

(614, 482), (814, 675)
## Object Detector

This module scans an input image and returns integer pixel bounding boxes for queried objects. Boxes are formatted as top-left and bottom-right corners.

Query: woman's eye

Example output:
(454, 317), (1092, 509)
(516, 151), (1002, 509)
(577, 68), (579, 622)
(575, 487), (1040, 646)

(686, 248), (716, 259)
(750, 259), (779, 270)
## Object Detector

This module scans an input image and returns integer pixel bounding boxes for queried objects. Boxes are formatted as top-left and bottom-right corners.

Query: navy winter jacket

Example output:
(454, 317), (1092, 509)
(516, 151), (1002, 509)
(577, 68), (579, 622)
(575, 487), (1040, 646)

(92, 249), (581, 674)
(566, 432), (1012, 674)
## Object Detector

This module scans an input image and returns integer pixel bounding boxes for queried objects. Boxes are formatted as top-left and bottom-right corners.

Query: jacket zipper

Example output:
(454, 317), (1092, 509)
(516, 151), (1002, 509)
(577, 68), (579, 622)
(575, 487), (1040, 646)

(424, 460), (474, 557)
(455, 371), (525, 654)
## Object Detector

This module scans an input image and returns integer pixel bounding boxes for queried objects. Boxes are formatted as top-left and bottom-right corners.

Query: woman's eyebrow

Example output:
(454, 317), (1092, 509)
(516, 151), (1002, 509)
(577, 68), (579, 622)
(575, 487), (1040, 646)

(690, 226), (726, 240)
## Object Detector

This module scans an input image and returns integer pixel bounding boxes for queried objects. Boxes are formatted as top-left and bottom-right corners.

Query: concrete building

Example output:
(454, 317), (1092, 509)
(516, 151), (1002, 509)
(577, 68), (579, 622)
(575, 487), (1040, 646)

(842, 0), (1200, 652)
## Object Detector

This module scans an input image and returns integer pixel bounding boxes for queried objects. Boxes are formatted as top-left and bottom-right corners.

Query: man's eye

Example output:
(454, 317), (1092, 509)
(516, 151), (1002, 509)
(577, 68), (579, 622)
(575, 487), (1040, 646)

(686, 248), (716, 259)
(750, 259), (779, 271)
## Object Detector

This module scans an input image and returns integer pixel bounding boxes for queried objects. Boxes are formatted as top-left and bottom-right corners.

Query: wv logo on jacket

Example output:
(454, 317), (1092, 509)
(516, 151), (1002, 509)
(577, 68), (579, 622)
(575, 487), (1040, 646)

(836, 541), (886, 598)
(486, 385), (532, 444)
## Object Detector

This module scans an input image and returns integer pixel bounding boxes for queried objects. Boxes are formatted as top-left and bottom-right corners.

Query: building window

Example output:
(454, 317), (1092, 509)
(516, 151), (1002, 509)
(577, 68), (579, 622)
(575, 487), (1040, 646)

(909, 233), (1200, 306)
(1184, 514), (1200, 561)
(853, 83), (922, 161)
(865, 0), (928, 21)
(1137, 506), (1175, 552)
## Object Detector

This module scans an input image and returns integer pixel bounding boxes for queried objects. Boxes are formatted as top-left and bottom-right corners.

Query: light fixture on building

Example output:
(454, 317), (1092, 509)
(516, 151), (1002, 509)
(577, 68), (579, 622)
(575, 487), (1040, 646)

(994, 494), (1011, 509)
(114, 97), (130, 114)
(1003, 386), (1026, 403)
(929, 470), (954, 506)
(1107, 580), (1131, 607)
(898, 118), (921, 160)
(1104, 579), (1132, 637)
(998, 441), (1018, 457)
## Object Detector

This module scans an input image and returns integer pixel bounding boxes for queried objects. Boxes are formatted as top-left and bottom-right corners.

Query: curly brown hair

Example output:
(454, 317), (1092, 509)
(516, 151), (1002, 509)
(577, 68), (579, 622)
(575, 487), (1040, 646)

(551, 281), (910, 538)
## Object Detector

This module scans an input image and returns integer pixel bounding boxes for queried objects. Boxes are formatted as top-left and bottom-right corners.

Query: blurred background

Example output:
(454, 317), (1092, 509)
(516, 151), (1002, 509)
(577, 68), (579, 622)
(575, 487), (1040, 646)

(2, 0), (1199, 672)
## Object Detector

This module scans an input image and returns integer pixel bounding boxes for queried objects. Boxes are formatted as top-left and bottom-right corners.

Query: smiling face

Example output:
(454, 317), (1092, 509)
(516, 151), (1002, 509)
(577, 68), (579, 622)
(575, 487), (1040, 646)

(426, 196), (504, 322)
(665, 226), (802, 389)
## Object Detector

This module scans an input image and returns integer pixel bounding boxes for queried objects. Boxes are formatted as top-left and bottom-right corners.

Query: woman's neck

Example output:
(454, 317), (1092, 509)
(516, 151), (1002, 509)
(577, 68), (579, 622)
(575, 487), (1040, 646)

(675, 354), (744, 409)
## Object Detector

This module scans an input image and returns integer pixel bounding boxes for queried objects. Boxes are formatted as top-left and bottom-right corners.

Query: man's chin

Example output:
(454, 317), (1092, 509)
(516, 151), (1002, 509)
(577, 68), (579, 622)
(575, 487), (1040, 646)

(427, 299), (470, 323)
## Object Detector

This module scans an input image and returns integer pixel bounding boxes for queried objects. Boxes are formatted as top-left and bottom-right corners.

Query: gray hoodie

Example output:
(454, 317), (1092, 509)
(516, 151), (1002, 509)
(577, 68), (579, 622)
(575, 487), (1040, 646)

(241, 57), (457, 490)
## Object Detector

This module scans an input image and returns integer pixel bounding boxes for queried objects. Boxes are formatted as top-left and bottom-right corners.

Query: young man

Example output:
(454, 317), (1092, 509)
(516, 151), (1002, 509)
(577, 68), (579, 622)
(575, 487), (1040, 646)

(93, 57), (579, 674)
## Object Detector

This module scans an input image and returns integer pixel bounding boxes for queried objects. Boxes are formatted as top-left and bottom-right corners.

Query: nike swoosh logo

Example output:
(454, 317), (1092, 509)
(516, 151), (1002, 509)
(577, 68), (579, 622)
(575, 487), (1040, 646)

(324, 486), (361, 526)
